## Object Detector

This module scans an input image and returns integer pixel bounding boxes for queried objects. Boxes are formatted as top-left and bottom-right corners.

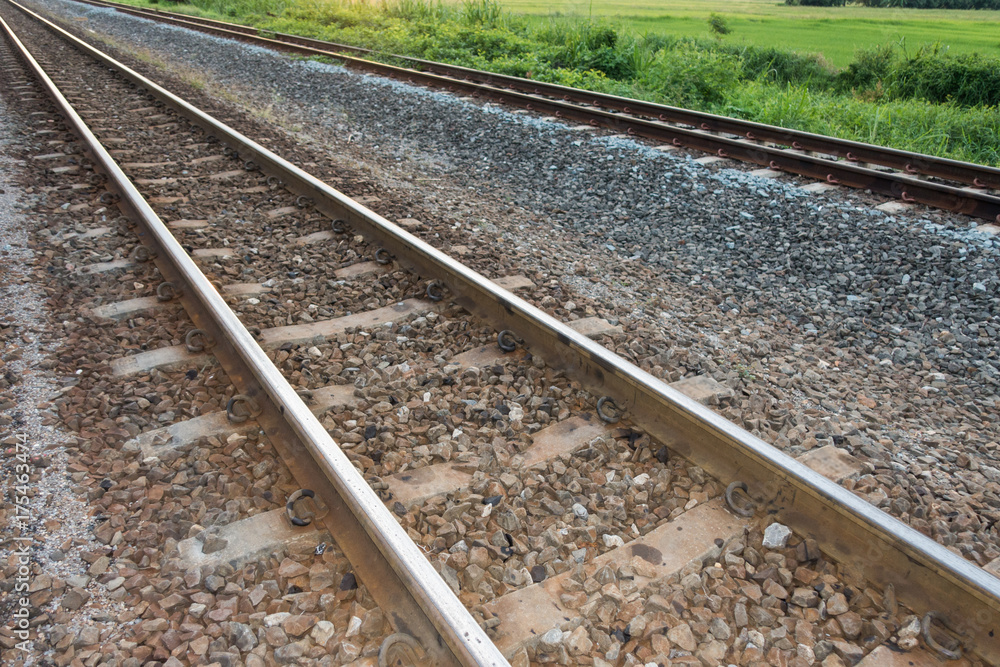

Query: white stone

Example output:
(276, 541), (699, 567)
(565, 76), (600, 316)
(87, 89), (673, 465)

(602, 534), (625, 548)
(762, 523), (792, 549)
(264, 612), (290, 627)
(540, 628), (564, 650)
(311, 620), (335, 645)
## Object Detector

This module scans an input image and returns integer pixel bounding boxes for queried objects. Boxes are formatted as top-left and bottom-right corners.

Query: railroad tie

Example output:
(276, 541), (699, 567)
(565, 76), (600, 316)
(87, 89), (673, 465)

(90, 282), (271, 319)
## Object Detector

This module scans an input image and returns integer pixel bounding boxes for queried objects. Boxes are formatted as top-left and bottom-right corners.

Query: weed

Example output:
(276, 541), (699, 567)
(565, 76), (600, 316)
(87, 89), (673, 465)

(462, 0), (505, 27)
(720, 43), (835, 87)
(839, 41), (1000, 106)
(386, 0), (447, 21)
(186, 0), (288, 19)
(639, 47), (742, 107)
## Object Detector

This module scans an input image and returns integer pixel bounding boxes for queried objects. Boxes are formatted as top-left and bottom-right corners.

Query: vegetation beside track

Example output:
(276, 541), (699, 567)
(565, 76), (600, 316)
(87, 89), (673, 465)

(500, 0), (1000, 67)
(117, 0), (1000, 165)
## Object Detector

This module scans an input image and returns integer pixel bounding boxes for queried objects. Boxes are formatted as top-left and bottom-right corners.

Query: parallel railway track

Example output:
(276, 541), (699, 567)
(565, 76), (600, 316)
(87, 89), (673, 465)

(62, 0), (1000, 224)
(2, 0), (999, 665)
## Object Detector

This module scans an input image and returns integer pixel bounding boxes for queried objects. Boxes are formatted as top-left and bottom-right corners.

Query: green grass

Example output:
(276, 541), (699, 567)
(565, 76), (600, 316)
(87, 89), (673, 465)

(111, 0), (999, 165)
(500, 0), (1000, 67)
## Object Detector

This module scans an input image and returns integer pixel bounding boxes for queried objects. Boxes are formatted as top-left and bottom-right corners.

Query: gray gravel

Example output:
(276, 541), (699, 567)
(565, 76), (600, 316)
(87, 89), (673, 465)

(0, 61), (128, 665)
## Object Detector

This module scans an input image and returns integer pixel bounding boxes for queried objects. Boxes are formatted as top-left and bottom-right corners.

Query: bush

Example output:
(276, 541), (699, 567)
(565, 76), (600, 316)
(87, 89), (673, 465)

(839, 43), (1000, 107)
(837, 43), (897, 94)
(720, 43), (835, 87)
(187, 0), (288, 18)
(539, 22), (640, 79)
(638, 48), (743, 107)
(409, 24), (536, 62)
(707, 13), (731, 36)
(892, 46), (1000, 107)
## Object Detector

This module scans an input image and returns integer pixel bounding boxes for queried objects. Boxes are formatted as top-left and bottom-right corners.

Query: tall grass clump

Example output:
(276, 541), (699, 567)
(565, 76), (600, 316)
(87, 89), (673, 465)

(720, 44), (835, 87)
(840, 42), (1000, 107)
(534, 21), (627, 78)
(725, 80), (833, 130)
(183, 0), (288, 19)
(637, 48), (743, 107)
(461, 0), (506, 27)
(384, 0), (448, 22)
(726, 82), (999, 164)
(891, 46), (1000, 107)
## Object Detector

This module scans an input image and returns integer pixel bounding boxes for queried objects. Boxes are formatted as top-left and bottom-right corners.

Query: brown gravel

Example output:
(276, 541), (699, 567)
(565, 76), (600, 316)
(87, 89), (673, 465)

(0, 23), (394, 667)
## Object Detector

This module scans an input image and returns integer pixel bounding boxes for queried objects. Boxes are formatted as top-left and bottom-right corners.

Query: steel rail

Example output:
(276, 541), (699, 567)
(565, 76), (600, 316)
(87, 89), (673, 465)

(0, 6), (509, 666)
(72, 0), (1000, 198)
(12, 0), (1000, 661)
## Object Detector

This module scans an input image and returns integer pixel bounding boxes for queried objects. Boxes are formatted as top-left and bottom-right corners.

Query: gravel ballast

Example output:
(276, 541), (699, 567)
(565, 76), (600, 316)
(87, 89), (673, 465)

(0, 20), (397, 666)
(3, 0), (999, 664)
(0, 54), (133, 662)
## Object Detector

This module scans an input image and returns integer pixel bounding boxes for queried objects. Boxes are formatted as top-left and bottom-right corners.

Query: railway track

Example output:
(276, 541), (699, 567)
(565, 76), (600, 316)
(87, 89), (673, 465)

(1, 0), (999, 665)
(59, 0), (1000, 225)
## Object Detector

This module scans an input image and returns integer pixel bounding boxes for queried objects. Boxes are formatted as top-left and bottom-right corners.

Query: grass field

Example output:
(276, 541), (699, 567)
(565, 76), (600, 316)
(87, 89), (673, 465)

(501, 0), (1000, 67)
